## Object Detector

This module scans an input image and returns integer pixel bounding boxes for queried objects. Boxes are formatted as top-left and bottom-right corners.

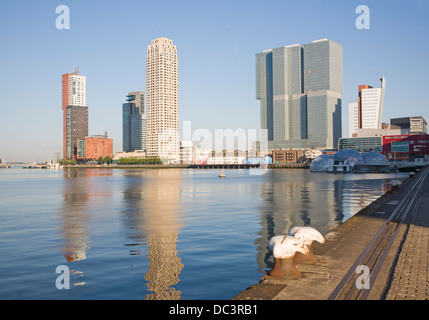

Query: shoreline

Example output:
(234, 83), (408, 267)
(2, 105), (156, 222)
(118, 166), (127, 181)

(60, 163), (310, 169)
(232, 168), (424, 300)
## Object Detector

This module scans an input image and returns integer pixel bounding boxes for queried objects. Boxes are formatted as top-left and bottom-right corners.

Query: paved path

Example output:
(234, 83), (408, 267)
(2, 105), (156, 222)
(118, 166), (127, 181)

(385, 172), (429, 300)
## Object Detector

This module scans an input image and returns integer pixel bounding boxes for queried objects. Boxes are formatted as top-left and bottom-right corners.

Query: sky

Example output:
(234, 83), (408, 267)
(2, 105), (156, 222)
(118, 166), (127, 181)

(0, 0), (428, 162)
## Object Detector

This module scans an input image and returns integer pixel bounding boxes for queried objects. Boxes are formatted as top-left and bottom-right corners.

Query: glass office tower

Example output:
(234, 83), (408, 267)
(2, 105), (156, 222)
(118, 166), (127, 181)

(256, 39), (343, 150)
(122, 92), (147, 152)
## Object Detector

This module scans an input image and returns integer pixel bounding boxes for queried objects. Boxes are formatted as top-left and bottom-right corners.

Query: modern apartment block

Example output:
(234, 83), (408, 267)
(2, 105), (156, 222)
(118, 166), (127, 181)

(146, 37), (179, 163)
(62, 69), (88, 159)
(122, 92), (147, 152)
(349, 77), (386, 137)
(256, 39), (343, 150)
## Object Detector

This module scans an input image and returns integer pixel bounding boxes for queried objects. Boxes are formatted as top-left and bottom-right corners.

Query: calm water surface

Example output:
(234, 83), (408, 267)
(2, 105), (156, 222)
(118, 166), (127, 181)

(0, 167), (408, 300)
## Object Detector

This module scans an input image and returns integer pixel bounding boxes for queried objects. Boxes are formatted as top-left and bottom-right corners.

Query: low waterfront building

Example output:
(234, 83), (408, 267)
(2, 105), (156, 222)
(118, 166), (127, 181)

(310, 149), (390, 173)
(206, 156), (246, 165)
(338, 136), (383, 153)
(113, 150), (147, 161)
(188, 149), (274, 165)
(193, 149), (212, 165)
(304, 149), (323, 159)
(180, 141), (195, 164)
(339, 125), (403, 153)
(245, 156), (272, 165)
(383, 134), (429, 161)
(271, 149), (304, 164)
(77, 133), (113, 162)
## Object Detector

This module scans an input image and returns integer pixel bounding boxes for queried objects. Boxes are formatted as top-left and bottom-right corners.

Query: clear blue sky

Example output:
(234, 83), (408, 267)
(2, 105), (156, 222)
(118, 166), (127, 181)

(1, 0), (428, 162)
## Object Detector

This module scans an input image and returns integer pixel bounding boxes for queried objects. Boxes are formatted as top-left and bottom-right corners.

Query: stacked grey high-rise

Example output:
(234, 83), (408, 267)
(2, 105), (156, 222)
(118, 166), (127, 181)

(256, 39), (343, 150)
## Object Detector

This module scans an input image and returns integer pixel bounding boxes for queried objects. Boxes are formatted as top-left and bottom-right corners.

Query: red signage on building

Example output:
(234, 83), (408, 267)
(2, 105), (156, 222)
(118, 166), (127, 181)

(383, 134), (429, 159)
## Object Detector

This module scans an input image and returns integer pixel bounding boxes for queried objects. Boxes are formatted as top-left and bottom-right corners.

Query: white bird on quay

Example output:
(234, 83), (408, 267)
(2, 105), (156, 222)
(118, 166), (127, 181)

(289, 226), (325, 265)
(265, 235), (309, 279)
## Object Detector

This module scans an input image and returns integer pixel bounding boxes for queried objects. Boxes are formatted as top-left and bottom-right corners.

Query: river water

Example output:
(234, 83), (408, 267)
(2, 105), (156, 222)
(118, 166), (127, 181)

(0, 167), (408, 300)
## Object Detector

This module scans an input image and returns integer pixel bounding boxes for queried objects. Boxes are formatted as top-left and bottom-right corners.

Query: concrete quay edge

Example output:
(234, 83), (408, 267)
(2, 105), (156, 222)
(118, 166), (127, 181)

(233, 168), (428, 300)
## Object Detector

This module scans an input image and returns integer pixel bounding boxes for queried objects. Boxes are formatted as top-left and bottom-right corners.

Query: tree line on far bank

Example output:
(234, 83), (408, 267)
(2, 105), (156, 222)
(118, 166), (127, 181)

(59, 156), (162, 165)
(117, 157), (162, 165)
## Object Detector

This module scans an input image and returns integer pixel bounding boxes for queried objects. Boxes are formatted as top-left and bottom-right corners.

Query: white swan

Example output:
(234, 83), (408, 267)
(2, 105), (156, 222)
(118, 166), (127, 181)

(289, 226), (325, 264)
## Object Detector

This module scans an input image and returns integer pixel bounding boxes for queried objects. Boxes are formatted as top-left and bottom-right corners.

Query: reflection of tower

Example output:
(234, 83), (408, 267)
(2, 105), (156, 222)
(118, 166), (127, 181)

(61, 169), (90, 262)
(145, 234), (182, 300)
(121, 169), (183, 300)
(61, 169), (113, 262)
(332, 178), (346, 225)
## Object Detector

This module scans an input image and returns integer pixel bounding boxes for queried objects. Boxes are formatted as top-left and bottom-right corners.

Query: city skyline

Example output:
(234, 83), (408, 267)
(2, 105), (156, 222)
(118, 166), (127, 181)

(1, 1), (429, 162)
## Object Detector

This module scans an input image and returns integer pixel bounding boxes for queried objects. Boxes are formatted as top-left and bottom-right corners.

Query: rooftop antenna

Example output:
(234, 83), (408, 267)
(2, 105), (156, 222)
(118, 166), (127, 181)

(73, 66), (79, 74)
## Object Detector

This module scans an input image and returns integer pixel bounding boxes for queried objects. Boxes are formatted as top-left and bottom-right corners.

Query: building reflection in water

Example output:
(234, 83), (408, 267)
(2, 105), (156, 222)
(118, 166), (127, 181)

(121, 169), (183, 300)
(255, 171), (386, 271)
(60, 169), (113, 284)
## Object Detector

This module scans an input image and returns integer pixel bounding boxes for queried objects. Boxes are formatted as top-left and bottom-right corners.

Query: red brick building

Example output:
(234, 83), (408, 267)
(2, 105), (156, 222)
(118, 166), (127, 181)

(77, 134), (113, 162)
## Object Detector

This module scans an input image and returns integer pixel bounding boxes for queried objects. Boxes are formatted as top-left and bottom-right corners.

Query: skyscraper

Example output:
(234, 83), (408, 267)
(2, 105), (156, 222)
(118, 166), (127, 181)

(65, 105), (88, 159)
(122, 92), (147, 152)
(349, 77), (386, 136)
(146, 37), (179, 163)
(256, 39), (343, 150)
(62, 68), (88, 159)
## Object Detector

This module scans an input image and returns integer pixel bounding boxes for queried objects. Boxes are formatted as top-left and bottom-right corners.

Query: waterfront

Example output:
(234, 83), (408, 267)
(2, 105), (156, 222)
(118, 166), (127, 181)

(0, 167), (409, 300)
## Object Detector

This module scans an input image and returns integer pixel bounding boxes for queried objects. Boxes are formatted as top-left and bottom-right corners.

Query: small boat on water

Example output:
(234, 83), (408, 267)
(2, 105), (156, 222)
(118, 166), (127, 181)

(218, 170), (226, 178)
